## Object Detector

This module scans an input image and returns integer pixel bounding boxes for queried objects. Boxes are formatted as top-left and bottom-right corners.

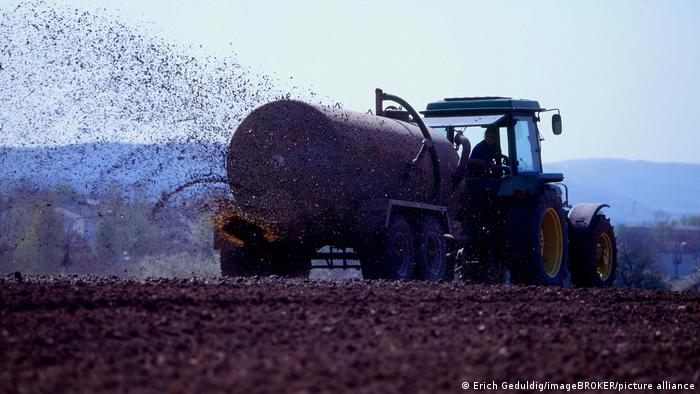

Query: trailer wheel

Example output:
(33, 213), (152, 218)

(505, 189), (569, 286)
(415, 216), (447, 282)
(220, 246), (310, 278)
(220, 247), (256, 277)
(361, 214), (415, 280)
(570, 215), (617, 287)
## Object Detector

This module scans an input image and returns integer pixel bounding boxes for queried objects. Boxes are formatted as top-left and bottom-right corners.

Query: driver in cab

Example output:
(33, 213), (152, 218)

(469, 126), (507, 177)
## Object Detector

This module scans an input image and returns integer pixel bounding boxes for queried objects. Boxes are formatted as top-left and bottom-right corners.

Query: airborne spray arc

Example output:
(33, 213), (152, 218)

(0, 1), (323, 276)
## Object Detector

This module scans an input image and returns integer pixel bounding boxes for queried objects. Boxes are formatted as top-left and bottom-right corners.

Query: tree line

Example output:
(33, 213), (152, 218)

(0, 183), (214, 275)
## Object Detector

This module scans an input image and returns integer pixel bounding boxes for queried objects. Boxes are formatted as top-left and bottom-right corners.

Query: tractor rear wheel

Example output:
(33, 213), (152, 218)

(220, 246), (310, 278)
(360, 214), (415, 280)
(505, 189), (569, 286)
(414, 216), (448, 282)
(570, 215), (617, 287)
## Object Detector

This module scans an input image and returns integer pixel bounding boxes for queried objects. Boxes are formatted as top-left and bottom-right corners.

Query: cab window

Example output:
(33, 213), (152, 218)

(513, 116), (542, 173)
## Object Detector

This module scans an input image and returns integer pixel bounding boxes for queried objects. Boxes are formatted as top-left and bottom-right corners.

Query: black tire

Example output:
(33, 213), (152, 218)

(457, 181), (506, 284)
(220, 247), (257, 277)
(415, 216), (448, 282)
(505, 188), (569, 286)
(360, 214), (415, 280)
(220, 246), (310, 278)
(570, 215), (617, 287)
(461, 252), (507, 284)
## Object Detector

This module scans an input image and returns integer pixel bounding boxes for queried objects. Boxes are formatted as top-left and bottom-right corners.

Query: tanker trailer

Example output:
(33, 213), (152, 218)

(214, 89), (461, 280)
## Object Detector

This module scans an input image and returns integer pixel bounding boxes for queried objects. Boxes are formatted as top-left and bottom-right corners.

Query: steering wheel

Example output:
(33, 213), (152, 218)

(500, 155), (510, 167)
(492, 155), (511, 177)
(467, 158), (511, 178)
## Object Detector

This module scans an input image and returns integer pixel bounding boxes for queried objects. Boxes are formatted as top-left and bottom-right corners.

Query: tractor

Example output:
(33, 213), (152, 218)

(213, 89), (617, 287)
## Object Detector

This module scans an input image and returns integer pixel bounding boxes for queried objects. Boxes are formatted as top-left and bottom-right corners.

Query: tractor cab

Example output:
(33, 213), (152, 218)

(422, 97), (561, 185)
(422, 97), (564, 195)
(421, 97), (568, 283)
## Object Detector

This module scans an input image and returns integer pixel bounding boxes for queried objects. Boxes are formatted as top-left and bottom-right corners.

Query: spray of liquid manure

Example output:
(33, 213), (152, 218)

(0, 1), (325, 277)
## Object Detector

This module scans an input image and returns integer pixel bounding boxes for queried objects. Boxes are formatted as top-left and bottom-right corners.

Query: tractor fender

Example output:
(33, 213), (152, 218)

(567, 203), (610, 230)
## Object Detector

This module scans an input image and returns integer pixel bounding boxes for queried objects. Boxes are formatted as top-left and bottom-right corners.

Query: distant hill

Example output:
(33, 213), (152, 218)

(547, 159), (700, 223)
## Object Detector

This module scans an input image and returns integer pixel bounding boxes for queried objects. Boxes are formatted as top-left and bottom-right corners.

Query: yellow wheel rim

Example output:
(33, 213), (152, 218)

(596, 233), (613, 281)
(540, 208), (563, 278)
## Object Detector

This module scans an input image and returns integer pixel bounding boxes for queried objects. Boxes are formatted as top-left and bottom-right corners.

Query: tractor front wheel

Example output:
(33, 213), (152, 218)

(570, 215), (617, 287)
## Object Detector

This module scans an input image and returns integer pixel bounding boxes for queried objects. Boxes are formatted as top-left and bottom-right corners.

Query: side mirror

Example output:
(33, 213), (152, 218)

(552, 114), (563, 135)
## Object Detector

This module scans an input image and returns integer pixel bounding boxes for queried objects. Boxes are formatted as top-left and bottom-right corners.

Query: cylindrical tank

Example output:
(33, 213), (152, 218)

(224, 100), (460, 249)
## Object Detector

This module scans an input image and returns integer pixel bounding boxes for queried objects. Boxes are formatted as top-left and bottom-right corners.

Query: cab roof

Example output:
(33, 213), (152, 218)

(422, 97), (543, 116)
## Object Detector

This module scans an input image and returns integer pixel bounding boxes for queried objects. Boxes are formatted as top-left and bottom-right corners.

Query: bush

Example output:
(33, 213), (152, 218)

(614, 225), (668, 290)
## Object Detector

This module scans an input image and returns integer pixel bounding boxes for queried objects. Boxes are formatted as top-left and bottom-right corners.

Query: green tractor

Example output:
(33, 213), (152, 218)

(417, 94), (617, 287)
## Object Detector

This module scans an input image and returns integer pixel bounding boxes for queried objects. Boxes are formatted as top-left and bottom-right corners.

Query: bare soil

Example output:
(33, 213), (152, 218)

(1, 276), (699, 393)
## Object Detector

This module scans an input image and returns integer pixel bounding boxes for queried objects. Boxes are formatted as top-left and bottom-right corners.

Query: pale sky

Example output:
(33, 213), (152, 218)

(8, 0), (700, 163)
